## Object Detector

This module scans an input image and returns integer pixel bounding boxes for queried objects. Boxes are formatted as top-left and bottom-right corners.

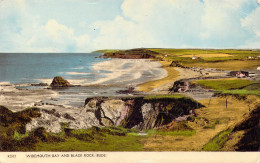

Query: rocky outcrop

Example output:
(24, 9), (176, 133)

(170, 80), (190, 93)
(26, 108), (100, 133)
(24, 96), (203, 133)
(50, 76), (72, 87)
(84, 96), (203, 130)
(31, 83), (48, 86)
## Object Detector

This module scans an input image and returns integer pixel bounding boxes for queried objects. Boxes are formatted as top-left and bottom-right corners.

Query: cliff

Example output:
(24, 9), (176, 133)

(24, 95), (203, 133)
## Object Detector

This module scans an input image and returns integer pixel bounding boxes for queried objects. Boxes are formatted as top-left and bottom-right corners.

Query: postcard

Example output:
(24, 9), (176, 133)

(0, 0), (259, 162)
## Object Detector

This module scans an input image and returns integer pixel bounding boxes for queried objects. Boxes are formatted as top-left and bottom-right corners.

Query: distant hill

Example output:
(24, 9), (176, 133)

(101, 48), (159, 59)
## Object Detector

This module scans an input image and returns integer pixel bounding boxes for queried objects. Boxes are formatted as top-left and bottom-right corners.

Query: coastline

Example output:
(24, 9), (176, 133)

(137, 60), (227, 93)
(0, 82), (59, 112)
(36, 58), (168, 87)
(0, 57), (168, 111)
(1, 49), (259, 152)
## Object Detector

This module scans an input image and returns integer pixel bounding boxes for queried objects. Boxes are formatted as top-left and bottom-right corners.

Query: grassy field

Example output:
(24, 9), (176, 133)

(34, 133), (144, 151)
(179, 53), (233, 58)
(149, 48), (260, 59)
(148, 49), (260, 70)
(194, 78), (256, 90)
(193, 79), (260, 96)
(185, 60), (260, 70)
(143, 94), (186, 100)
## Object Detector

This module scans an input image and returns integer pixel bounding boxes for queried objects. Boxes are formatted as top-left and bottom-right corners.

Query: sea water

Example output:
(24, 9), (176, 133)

(0, 53), (167, 106)
(0, 53), (167, 86)
(0, 53), (107, 84)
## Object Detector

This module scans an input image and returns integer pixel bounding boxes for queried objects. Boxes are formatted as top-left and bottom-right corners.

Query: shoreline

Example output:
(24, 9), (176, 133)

(35, 58), (167, 87)
(0, 58), (168, 111)
(1, 50), (259, 152)
(137, 60), (228, 93)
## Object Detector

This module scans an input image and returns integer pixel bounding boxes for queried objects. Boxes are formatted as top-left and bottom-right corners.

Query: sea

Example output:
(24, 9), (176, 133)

(0, 53), (107, 84)
(0, 53), (167, 106)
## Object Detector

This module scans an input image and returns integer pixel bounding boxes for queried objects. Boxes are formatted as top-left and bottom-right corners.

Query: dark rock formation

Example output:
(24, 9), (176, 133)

(31, 83), (49, 86)
(116, 87), (136, 94)
(50, 76), (72, 87)
(170, 80), (190, 93)
(84, 96), (203, 130)
(233, 106), (260, 151)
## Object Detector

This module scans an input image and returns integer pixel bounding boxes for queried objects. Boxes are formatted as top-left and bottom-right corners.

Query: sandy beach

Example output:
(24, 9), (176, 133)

(0, 58), (168, 112)
(137, 60), (228, 94)
(37, 59), (167, 87)
(0, 57), (229, 112)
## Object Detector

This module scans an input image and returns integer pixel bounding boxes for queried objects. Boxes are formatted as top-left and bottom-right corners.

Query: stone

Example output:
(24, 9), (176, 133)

(50, 76), (72, 87)
(101, 118), (114, 126)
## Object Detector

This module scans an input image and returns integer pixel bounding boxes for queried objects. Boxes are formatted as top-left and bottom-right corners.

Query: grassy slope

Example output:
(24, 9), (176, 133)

(1, 95), (259, 151)
(194, 79), (256, 90)
(34, 133), (144, 151)
(142, 95), (260, 151)
(193, 79), (260, 96)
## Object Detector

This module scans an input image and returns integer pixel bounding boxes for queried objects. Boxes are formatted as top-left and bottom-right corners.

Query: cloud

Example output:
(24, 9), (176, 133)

(0, 9), (90, 52)
(93, 0), (260, 49)
(240, 7), (260, 48)
(0, 0), (259, 52)
(92, 16), (158, 49)
(241, 7), (260, 36)
(27, 19), (91, 52)
(92, 0), (205, 49)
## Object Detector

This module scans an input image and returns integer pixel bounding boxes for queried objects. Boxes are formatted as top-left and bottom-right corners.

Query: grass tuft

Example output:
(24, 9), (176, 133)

(202, 128), (232, 151)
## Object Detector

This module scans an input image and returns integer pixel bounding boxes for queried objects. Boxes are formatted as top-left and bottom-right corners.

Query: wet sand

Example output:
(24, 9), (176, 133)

(0, 82), (58, 111)
(38, 59), (167, 86)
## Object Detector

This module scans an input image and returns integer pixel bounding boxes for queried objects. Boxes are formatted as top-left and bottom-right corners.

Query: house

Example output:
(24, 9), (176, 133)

(192, 56), (197, 60)
(229, 71), (249, 78)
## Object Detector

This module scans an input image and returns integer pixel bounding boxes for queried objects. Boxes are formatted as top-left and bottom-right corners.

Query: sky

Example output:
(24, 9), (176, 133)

(0, 0), (259, 52)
